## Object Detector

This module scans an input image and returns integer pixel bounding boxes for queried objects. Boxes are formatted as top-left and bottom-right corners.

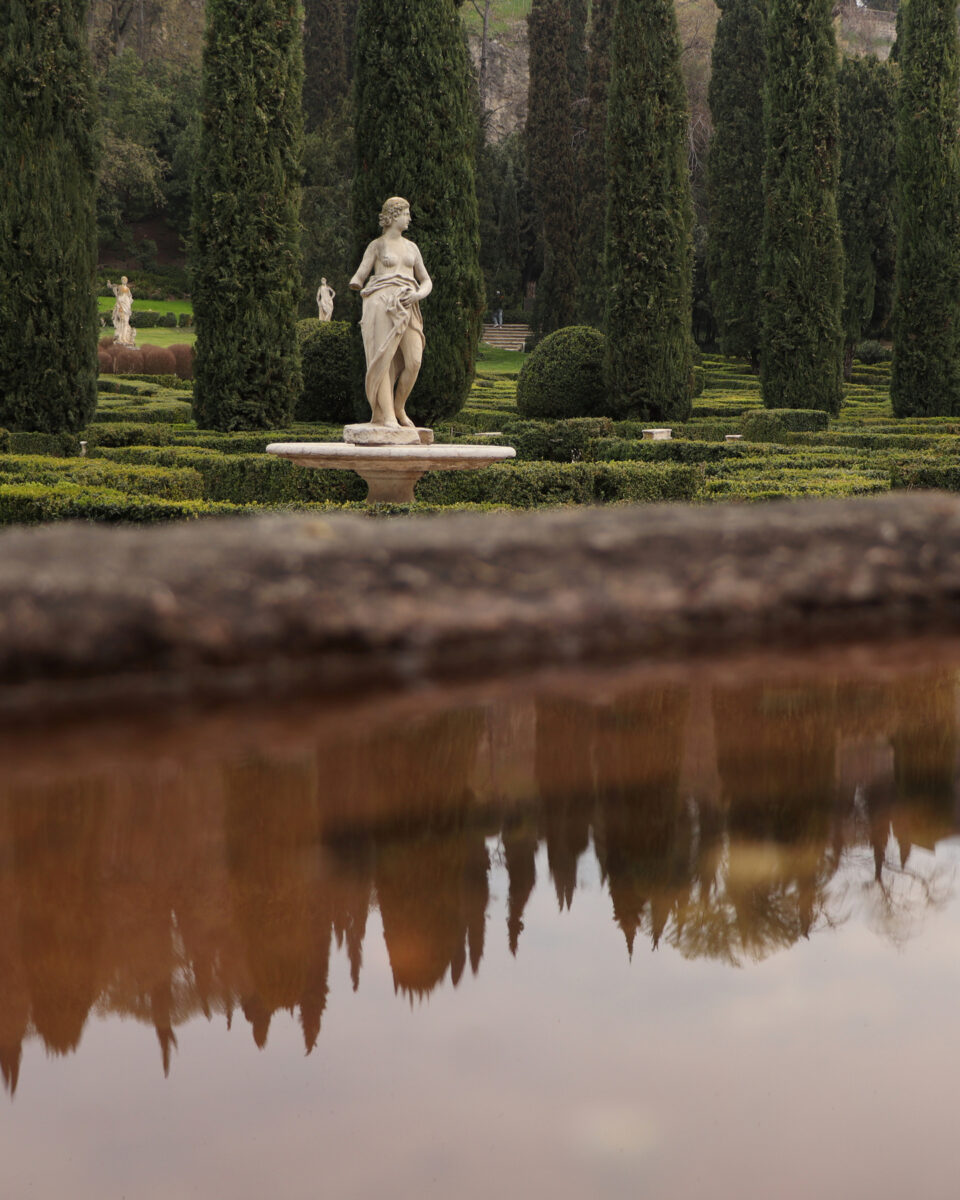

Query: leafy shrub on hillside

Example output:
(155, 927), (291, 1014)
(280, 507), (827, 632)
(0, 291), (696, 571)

(516, 326), (607, 418)
(855, 340), (892, 364)
(296, 319), (364, 424)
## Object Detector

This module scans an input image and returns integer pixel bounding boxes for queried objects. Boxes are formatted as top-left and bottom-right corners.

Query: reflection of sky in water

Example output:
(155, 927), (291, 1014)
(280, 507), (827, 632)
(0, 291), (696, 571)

(6, 836), (960, 1200)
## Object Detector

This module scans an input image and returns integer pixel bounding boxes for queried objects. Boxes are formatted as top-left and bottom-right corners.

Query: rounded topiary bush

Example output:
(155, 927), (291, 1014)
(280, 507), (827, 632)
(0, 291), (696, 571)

(516, 326), (607, 418)
(296, 319), (364, 423)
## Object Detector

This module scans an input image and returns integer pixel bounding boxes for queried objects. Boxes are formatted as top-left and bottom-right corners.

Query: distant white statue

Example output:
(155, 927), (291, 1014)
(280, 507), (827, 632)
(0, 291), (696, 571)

(349, 196), (432, 428)
(316, 277), (336, 322)
(107, 276), (135, 346)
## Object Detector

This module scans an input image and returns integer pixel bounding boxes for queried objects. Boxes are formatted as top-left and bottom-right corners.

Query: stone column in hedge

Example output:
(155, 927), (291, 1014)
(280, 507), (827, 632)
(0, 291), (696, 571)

(707, 0), (766, 368)
(352, 0), (483, 426)
(0, 0), (99, 434)
(759, 0), (843, 415)
(891, 0), (960, 417)
(603, 0), (693, 421)
(191, 0), (304, 431)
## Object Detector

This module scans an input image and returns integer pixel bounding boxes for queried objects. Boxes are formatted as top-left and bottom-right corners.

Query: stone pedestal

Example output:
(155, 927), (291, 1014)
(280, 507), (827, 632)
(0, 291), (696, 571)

(344, 424), (420, 446)
(642, 428), (673, 441)
(267, 442), (517, 504)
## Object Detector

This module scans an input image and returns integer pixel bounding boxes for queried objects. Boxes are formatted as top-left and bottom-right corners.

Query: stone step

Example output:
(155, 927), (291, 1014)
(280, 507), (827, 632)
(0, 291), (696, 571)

(481, 322), (532, 351)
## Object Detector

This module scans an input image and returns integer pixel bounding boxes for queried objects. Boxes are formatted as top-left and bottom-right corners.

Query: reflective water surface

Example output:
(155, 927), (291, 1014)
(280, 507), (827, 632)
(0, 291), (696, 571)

(3, 649), (960, 1198)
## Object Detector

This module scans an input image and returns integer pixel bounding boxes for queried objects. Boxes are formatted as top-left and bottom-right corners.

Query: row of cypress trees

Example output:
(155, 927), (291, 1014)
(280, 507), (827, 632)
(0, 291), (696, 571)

(3, 0), (483, 433)
(7, 0), (960, 431)
(710, 0), (960, 417)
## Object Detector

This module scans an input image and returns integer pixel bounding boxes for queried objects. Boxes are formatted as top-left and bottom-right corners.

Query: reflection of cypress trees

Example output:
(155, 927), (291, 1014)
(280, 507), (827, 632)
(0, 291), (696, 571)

(534, 699), (595, 909)
(318, 708), (485, 833)
(225, 755), (331, 1052)
(890, 673), (958, 864)
(376, 823), (490, 996)
(13, 783), (106, 1056)
(591, 688), (690, 954)
(715, 683), (839, 842)
(326, 840), (374, 993)
(0, 671), (958, 1096)
(711, 683), (841, 956)
(502, 812), (539, 955)
(0, 804), (28, 1095)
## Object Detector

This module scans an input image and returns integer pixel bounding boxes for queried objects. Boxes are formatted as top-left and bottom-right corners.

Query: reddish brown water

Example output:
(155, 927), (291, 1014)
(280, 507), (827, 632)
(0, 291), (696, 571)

(2, 648), (960, 1198)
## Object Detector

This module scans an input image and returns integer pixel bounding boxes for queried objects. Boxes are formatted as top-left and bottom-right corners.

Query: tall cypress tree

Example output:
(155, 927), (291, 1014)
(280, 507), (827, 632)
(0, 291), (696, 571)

(567, 0), (588, 102)
(603, 0), (693, 420)
(760, 0), (844, 414)
(707, 0), (766, 367)
(891, 0), (960, 417)
(0, 0), (98, 434)
(352, 0), (483, 425)
(527, 0), (578, 332)
(838, 56), (896, 377)
(191, 0), (304, 431)
(576, 0), (613, 326)
(303, 0), (347, 128)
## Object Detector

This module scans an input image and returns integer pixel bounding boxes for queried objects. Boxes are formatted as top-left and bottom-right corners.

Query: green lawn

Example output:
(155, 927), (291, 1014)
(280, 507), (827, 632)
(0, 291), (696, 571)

(475, 344), (526, 374)
(112, 327), (196, 348)
(98, 298), (193, 318)
(98, 297), (195, 346)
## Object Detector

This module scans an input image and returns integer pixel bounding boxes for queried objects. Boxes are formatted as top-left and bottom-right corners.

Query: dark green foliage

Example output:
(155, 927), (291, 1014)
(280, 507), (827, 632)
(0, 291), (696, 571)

(303, 0), (347, 127)
(516, 326), (606, 418)
(191, 0), (304, 431)
(301, 97), (353, 319)
(96, 49), (201, 243)
(760, 0), (844, 415)
(576, 0), (613, 325)
(603, 0), (693, 421)
(476, 137), (524, 308)
(567, 0), (588, 101)
(891, 0), (960, 417)
(352, 0), (483, 425)
(0, 0), (99, 434)
(707, 0), (766, 365)
(296, 319), (364, 422)
(742, 408), (830, 440)
(856, 340), (893, 364)
(527, 0), (578, 331)
(838, 57), (896, 376)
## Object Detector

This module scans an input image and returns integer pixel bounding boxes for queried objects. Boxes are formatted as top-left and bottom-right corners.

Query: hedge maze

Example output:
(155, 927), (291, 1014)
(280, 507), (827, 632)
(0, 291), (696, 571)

(0, 351), (956, 524)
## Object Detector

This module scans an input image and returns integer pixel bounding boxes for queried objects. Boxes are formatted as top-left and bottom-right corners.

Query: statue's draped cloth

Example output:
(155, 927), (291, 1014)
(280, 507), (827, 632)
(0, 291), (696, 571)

(359, 275), (424, 412)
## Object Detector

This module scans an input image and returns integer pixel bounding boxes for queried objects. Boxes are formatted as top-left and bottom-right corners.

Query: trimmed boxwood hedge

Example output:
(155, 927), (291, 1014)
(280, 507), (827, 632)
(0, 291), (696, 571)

(415, 461), (703, 505)
(516, 326), (607, 418)
(0, 481), (239, 525)
(741, 408), (830, 440)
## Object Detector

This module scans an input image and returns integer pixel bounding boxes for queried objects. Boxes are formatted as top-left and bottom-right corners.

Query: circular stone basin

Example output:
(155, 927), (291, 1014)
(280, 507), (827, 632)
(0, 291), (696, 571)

(266, 442), (517, 504)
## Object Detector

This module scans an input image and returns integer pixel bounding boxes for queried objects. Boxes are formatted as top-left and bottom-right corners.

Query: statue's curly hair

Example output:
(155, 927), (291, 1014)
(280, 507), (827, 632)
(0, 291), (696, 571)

(378, 196), (410, 229)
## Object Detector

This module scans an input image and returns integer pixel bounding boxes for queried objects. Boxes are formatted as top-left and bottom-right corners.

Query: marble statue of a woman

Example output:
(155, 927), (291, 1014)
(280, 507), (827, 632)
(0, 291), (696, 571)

(107, 276), (135, 347)
(316, 277), (335, 322)
(349, 197), (432, 429)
